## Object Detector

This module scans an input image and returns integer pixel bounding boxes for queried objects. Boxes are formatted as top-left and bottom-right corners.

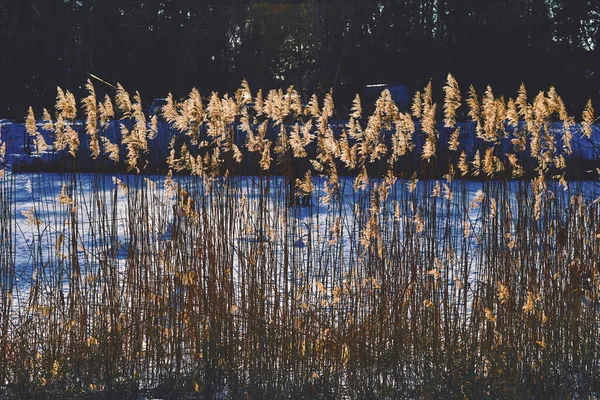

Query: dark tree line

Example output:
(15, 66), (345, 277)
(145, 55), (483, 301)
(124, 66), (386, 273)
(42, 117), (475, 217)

(0, 0), (598, 120)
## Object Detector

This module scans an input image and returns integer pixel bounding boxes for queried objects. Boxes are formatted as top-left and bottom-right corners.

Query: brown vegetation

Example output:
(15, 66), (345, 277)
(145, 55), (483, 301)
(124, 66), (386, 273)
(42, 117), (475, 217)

(0, 76), (599, 398)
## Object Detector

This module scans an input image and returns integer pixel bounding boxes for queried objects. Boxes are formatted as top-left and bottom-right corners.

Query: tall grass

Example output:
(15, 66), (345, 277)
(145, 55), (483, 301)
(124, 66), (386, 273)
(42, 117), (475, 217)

(0, 76), (599, 398)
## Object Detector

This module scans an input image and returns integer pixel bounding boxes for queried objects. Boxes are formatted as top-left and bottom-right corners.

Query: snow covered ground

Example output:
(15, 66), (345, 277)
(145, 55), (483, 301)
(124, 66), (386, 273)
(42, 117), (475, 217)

(5, 171), (600, 311)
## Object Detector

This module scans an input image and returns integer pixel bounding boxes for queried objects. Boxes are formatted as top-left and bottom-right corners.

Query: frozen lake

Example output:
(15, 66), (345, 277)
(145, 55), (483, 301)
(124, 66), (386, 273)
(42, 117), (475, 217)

(5, 172), (600, 315)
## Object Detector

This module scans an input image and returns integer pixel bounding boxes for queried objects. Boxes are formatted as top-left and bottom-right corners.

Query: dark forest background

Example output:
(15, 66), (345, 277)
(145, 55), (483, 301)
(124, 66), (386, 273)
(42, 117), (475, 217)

(0, 0), (598, 120)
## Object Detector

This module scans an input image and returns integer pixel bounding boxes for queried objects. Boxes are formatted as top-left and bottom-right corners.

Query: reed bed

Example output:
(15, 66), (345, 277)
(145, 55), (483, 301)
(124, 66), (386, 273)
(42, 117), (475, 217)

(0, 76), (599, 399)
